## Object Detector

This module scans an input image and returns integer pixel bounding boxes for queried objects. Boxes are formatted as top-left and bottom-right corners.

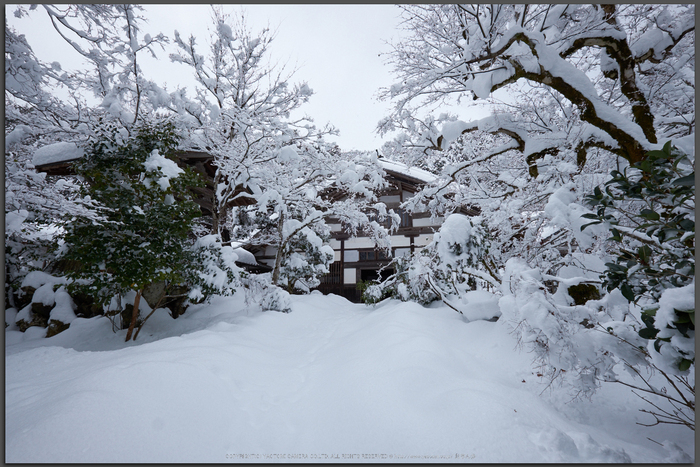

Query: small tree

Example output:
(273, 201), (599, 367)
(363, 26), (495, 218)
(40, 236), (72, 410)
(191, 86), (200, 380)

(364, 214), (499, 311)
(169, 7), (322, 236)
(60, 120), (204, 341)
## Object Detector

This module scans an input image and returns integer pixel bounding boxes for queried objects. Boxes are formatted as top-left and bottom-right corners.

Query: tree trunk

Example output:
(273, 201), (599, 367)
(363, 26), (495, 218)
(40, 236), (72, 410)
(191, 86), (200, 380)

(132, 287), (167, 341)
(271, 213), (285, 286)
(124, 289), (142, 342)
(212, 210), (220, 236)
(211, 170), (222, 235)
(211, 196), (220, 236)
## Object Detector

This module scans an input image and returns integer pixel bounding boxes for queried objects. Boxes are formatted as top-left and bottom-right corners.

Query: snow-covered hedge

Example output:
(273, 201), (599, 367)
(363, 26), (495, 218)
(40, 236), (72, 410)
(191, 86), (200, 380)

(364, 214), (499, 320)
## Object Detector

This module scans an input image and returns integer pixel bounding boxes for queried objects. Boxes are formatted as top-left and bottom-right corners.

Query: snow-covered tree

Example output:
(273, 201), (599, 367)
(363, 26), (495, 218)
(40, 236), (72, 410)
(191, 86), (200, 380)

(232, 146), (395, 294)
(379, 5), (694, 265)
(168, 9), (396, 300)
(381, 4), (694, 161)
(378, 3), (694, 426)
(59, 122), (192, 337)
(6, 5), (174, 299)
(364, 213), (498, 312)
(57, 120), (242, 341)
(168, 7), (326, 235)
(9, 4), (172, 131)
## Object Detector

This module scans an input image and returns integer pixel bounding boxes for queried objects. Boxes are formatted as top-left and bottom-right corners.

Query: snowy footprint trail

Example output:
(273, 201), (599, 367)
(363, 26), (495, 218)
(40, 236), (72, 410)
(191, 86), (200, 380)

(5, 292), (693, 463)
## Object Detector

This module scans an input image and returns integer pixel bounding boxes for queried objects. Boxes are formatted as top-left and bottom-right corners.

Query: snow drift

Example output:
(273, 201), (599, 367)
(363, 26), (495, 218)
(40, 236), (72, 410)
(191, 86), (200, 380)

(5, 292), (693, 463)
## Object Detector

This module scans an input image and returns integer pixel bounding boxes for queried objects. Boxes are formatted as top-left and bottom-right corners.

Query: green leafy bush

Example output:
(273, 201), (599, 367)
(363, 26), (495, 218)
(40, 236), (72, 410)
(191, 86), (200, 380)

(583, 141), (695, 372)
(59, 120), (206, 340)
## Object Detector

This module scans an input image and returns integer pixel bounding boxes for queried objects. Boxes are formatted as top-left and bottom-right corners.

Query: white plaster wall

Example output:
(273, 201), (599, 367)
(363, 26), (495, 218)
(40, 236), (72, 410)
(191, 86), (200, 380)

(414, 234), (434, 247)
(344, 237), (378, 249)
(343, 268), (356, 285)
(388, 235), (411, 247)
(380, 195), (401, 203)
(412, 217), (443, 228)
(344, 250), (359, 262)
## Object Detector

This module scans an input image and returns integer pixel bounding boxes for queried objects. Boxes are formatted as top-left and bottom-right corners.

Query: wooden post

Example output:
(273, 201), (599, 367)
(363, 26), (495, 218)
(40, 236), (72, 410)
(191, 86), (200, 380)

(340, 239), (345, 286)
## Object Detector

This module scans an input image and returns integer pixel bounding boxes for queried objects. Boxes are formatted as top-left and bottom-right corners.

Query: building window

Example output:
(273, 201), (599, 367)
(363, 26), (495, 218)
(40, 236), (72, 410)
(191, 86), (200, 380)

(396, 207), (411, 228)
(361, 268), (394, 283)
(358, 249), (391, 261)
(367, 208), (411, 229)
(321, 261), (342, 284)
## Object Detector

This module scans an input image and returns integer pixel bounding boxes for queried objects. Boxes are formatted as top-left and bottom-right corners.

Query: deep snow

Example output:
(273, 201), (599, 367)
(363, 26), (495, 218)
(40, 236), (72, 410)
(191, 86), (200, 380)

(5, 291), (694, 463)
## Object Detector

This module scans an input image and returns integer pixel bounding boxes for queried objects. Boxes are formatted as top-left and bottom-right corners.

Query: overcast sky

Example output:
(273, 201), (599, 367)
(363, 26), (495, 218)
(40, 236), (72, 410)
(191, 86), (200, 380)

(6, 5), (489, 151)
(7, 5), (401, 150)
(145, 4), (406, 151)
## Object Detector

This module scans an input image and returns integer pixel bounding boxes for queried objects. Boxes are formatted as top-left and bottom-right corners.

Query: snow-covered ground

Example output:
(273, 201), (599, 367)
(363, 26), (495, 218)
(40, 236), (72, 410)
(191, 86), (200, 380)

(5, 292), (694, 463)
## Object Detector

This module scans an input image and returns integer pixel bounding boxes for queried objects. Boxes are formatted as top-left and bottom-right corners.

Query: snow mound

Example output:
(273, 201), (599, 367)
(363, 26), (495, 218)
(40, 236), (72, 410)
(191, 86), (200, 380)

(231, 246), (257, 265)
(21, 270), (68, 290)
(460, 290), (501, 321)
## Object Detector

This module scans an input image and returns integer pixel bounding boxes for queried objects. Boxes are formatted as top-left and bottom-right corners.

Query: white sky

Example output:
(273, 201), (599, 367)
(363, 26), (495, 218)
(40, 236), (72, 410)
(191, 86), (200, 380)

(144, 4), (405, 151)
(6, 5), (490, 151)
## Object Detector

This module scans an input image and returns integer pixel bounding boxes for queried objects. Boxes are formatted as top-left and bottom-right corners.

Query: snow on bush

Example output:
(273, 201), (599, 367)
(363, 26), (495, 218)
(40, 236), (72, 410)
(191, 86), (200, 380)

(5, 124), (31, 151)
(32, 142), (85, 167)
(364, 214), (499, 320)
(188, 234), (244, 301)
(143, 149), (184, 190)
(544, 183), (607, 251)
(259, 285), (292, 313)
(499, 142), (695, 432)
(433, 214), (488, 271)
(50, 288), (78, 325)
(500, 257), (611, 395)
(5, 209), (30, 235)
(648, 283), (695, 376)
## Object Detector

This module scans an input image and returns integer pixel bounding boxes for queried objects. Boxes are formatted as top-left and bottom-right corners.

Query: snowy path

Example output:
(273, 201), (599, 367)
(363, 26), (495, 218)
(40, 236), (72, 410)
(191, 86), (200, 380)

(5, 293), (693, 462)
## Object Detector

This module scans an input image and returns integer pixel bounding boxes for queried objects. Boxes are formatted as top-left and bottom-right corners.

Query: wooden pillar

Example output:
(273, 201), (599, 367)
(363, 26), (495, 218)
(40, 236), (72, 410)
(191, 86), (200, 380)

(340, 239), (345, 285)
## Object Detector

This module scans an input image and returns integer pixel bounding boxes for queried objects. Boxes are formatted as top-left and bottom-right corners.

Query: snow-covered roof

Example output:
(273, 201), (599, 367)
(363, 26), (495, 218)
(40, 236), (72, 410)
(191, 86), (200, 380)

(378, 159), (437, 184)
(230, 243), (258, 265)
(32, 142), (84, 167)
